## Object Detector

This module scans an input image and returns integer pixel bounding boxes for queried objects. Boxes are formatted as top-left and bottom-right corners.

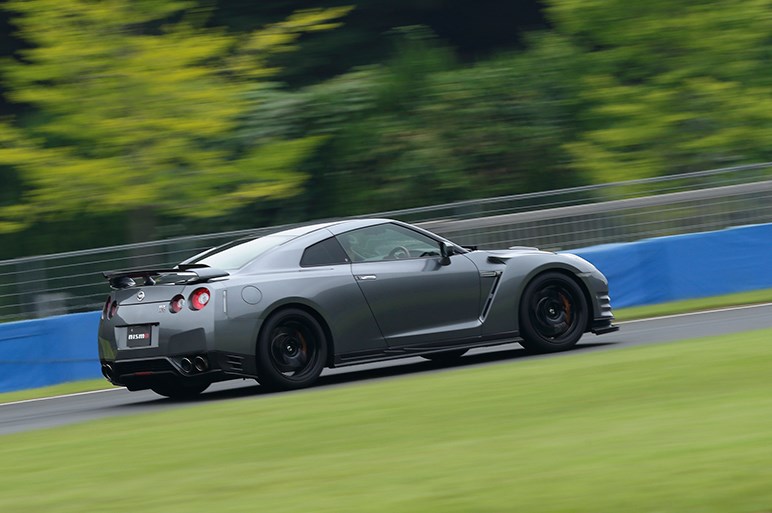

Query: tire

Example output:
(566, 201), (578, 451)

(256, 308), (328, 390)
(150, 377), (209, 399)
(421, 349), (468, 363)
(518, 272), (588, 353)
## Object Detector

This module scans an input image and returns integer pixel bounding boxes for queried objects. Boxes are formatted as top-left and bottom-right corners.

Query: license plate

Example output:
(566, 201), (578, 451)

(127, 325), (152, 348)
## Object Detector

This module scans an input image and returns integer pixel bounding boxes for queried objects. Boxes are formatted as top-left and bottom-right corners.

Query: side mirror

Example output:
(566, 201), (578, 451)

(439, 242), (453, 266)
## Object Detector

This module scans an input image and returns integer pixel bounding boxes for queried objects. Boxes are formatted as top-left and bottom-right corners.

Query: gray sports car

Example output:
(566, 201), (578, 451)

(98, 218), (618, 398)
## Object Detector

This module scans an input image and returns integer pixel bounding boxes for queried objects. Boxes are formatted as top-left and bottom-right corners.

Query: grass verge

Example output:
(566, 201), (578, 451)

(613, 287), (772, 321)
(0, 379), (114, 404)
(1, 328), (771, 513)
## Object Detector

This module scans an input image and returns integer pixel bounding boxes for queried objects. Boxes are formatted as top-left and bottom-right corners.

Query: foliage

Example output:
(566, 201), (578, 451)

(1, 0), (772, 256)
(0, 0), (350, 238)
(242, 32), (589, 217)
(548, 0), (772, 181)
(200, 0), (548, 87)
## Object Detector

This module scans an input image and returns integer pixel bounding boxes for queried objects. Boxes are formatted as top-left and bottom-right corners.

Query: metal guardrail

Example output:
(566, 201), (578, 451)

(1, 162), (770, 322)
(421, 178), (772, 250)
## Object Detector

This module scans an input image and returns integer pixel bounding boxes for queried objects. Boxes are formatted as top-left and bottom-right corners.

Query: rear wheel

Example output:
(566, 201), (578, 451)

(256, 308), (327, 390)
(421, 349), (468, 363)
(519, 272), (588, 353)
(150, 378), (209, 400)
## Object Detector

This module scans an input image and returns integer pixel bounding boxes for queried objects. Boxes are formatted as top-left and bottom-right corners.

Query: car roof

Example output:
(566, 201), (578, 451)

(270, 218), (396, 238)
(271, 221), (342, 237)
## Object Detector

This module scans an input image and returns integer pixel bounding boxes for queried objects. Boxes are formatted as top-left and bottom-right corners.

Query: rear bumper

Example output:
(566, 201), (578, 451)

(100, 351), (255, 390)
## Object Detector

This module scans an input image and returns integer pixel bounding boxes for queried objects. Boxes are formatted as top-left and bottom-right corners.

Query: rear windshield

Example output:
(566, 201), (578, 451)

(186, 235), (294, 270)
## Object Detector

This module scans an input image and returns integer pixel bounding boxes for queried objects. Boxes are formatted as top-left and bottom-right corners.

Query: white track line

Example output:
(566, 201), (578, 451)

(3, 303), (771, 407)
(617, 302), (772, 324)
(0, 387), (126, 408)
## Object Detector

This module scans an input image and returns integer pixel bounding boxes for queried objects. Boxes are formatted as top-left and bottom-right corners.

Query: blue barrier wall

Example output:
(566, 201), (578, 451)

(1, 223), (770, 393)
(570, 223), (772, 308)
(0, 311), (101, 393)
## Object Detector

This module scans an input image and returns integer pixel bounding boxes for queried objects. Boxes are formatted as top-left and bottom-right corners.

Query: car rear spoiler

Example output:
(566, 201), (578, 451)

(102, 266), (229, 289)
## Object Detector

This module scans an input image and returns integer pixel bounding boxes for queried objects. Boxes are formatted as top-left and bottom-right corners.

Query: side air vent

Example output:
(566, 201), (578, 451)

(225, 354), (245, 372)
(479, 271), (503, 321)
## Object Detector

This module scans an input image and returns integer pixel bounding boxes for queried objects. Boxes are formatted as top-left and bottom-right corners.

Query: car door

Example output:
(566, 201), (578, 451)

(338, 223), (482, 348)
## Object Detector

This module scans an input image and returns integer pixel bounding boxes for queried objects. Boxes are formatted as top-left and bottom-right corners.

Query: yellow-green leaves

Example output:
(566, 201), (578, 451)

(228, 6), (354, 80)
(548, 0), (772, 182)
(0, 0), (349, 234)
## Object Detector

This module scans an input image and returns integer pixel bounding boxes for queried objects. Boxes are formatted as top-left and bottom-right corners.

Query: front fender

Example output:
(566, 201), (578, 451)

(481, 252), (608, 337)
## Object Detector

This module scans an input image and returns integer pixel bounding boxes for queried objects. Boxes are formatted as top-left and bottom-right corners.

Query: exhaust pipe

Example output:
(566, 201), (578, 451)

(193, 355), (209, 373)
(101, 363), (114, 381)
(180, 357), (193, 374)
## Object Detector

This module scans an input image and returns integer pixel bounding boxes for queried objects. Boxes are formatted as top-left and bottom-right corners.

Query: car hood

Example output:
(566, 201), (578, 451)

(483, 247), (552, 263)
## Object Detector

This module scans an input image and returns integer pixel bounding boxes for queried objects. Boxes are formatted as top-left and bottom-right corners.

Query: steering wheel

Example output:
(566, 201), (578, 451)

(387, 246), (411, 260)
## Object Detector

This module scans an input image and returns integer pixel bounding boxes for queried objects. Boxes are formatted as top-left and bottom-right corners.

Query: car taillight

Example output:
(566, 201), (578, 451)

(190, 288), (211, 310)
(102, 296), (111, 319)
(170, 294), (186, 314)
(108, 300), (118, 319)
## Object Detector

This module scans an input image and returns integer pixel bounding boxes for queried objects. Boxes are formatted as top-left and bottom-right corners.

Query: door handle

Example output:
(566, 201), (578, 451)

(355, 275), (377, 281)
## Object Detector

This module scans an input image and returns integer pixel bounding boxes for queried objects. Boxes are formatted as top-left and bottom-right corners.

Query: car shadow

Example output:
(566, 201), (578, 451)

(134, 341), (616, 405)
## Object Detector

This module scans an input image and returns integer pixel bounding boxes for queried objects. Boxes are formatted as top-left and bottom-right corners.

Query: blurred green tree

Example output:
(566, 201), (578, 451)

(548, 0), (772, 181)
(202, 0), (548, 87)
(0, 0), (350, 239)
(241, 30), (589, 217)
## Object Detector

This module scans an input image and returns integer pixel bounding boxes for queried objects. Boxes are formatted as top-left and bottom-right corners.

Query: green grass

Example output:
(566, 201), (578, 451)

(613, 287), (772, 321)
(1, 328), (771, 513)
(0, 379), (113, 404)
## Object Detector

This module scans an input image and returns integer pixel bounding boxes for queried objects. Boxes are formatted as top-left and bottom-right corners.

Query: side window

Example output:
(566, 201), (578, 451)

(336, 224), (441, 262)
(300, 237), (350, 267)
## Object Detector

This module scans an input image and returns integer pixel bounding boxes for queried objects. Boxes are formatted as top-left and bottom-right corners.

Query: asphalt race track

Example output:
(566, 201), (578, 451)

(2, 304), (771, 436)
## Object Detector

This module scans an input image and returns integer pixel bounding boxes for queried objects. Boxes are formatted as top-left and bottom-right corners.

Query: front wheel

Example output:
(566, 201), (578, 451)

(256, 308), (328, 390)
(518, 272), (588, 353)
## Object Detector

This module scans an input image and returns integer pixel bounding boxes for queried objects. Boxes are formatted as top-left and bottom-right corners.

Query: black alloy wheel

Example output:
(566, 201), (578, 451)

(518, 272), (588, 353)
(256, 308), (327, 390)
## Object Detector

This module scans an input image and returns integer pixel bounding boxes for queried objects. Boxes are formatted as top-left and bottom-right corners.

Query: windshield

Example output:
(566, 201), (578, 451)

(185, 235), (294, 271)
